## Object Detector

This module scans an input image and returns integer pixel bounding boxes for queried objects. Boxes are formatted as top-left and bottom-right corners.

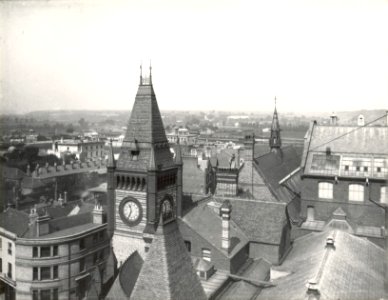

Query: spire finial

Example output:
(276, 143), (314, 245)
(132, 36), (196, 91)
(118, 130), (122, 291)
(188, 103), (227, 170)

(149, 60), (152, 84)
(140, 64), (143, 85)
(274, 96), (277, 109)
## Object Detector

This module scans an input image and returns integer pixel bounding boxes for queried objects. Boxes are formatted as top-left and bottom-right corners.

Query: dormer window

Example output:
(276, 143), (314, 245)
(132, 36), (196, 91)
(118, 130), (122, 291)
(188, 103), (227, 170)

(131, 150), (139, 161)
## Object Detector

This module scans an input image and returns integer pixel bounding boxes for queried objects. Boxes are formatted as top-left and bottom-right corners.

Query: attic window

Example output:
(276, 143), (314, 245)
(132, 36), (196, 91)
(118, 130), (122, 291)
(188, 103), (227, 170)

(131, 150), (139, 161)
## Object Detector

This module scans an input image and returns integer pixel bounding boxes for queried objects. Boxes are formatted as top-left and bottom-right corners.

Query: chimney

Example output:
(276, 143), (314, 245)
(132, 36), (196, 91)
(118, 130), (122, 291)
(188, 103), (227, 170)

(36, 213), (50, 236)
(29, 205), (39, 224)
(220, 200), (232, 253)
(64, 191), (67, 204)
(330, 112), (338, 125)
(26, 164), (31, 176)
(357, 114), (365, 126)
(58, 193), (64, 206)
(93, 200), (104, 224)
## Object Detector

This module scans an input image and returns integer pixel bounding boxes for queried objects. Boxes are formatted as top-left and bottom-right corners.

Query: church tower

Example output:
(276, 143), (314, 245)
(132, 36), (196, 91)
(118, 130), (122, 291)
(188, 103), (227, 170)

(111, 66), (180, 264)
(269, 97), (281, 152)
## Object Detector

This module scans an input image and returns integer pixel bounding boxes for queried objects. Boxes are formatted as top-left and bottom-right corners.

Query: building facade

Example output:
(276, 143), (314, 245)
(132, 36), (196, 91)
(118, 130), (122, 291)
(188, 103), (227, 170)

(0, 204), (113, 300)
(299, 115), (388, 245)
(48, 139), (104, 162)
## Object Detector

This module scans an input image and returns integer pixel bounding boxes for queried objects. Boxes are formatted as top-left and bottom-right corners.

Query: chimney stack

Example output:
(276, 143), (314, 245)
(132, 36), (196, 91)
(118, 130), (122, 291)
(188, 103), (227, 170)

(58, 193), (64, 206)
(357, 114), (365, 126)
(64, 191), (67, 204)
(93, 200), (104, 224)
(220, 200), (232, 253)
(330, 112), (338, 125)
(29, 205), (39, 224)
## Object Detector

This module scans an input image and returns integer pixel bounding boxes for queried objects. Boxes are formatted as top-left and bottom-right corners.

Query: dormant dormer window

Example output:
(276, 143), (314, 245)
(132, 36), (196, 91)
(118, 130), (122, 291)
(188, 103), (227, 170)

(131, 150), (139, 161)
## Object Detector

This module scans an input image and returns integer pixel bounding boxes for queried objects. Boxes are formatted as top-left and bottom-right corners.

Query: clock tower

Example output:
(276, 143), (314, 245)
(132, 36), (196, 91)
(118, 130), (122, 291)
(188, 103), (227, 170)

(110, 67), (182, 264)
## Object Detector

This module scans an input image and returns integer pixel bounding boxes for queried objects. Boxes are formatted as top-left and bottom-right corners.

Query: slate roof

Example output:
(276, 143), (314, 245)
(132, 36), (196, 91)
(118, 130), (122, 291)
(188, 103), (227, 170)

(254, 146), (301, 201)
(258, 230), (386, 300)
(0, 208), (30, 237)
(117, 80), (175, 172)
(106, 251), (144, 299)
(305, 124), (388, 155)
(216, 149), (240, 169)
(1, 166), (25, 181)
(182, 156), (207, 195)
(237, 159), (275, 201)
(130, 217), (207, 300)
(214, 197), (288, 245)
(219, 280), (259, 300)
(181, 201), (249, 257)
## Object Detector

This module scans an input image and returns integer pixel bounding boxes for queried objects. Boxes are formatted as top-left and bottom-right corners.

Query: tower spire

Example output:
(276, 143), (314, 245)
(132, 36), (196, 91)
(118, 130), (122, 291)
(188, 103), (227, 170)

(149, 61), (152, 85)
(269, 96), (281, 151)
(140, 64), (143, 85)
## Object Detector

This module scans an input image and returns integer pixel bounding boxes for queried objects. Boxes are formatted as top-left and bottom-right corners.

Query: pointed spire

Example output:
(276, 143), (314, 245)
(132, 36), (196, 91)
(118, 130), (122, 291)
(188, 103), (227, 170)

(130, 202), (207, 300)
(107, 139), (116, 168)
(149, 61), (152, 85)
(140, 64), (143, 86)
(175, 136), (182, 164)
(270, 96), (282, 151)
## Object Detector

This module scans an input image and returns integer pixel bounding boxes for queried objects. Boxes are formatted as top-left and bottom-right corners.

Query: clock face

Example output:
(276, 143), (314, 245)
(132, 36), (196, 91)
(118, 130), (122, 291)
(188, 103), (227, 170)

(119, 198), (142, 226)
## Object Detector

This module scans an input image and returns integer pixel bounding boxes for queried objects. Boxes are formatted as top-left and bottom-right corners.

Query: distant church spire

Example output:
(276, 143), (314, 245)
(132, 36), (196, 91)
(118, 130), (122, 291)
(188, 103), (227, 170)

(140, 64), (143, 85)
(270, 97), (281, 151)
(149, 61), (152, 85)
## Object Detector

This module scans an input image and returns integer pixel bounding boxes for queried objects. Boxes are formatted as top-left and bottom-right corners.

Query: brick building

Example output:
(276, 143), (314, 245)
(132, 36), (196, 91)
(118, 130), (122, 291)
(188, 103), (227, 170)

(299, 115), (388, 246)
(109, 68), (182, 264)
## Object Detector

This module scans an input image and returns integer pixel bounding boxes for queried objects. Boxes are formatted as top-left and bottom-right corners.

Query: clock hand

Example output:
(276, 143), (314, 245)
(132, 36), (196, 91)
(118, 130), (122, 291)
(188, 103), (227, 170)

(127, 206), (132, 218)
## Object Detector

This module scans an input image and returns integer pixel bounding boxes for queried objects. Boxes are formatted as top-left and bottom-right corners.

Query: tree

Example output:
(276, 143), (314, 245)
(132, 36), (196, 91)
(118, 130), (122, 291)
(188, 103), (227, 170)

(78, 118), (88, 130)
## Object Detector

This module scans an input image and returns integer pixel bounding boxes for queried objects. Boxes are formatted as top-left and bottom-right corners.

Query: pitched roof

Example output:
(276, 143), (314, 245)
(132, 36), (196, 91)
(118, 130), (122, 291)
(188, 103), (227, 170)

(216, 149), (240, 169)
(301, 123), (388, 179)
(258, 230), (386, 300)
(181, 201), (249, 257)
(215, 197), (288, 244)
(0, 208), (30, 237)
(237, 159), (275, 201)
(2, 166), (25, 180)
(182, 156), (207, 195)
(254, 146), (301, 201)
(219, 280), (259, 300)
(117, 81), (175, 172)
(106, 251), (144, 299)
(305, 124), (388, 155)
(130, 217), (207, 300)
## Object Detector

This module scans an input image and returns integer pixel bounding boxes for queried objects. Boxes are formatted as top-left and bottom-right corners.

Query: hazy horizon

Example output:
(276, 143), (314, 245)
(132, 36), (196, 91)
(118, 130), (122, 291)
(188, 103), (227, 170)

(1, 0), (387, 114)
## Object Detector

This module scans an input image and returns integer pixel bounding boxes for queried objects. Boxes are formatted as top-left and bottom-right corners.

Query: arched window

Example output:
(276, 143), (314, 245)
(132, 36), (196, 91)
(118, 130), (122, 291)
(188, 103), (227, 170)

(318, 182), (333, 199)
(349, 184), (364, 202)
(381, 186), (388, 204)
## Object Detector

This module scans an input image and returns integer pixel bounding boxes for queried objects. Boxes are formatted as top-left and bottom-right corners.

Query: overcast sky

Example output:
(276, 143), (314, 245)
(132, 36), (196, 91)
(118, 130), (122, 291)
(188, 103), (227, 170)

(1, 0), (387, 114)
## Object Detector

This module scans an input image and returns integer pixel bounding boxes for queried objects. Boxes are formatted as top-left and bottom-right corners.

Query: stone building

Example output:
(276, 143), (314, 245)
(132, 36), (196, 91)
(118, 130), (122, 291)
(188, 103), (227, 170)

(0, 203), (114, 300)
(48, 139), (105, 162)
